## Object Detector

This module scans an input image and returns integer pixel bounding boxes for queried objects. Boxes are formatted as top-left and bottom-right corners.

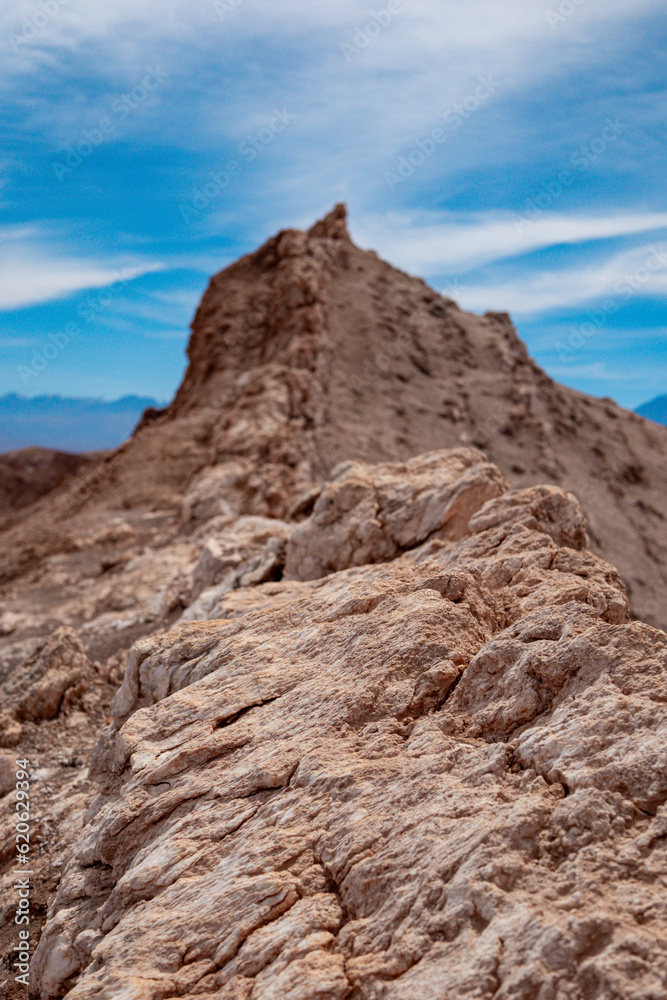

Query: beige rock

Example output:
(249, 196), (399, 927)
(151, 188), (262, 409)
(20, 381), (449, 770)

(0, 611), (25, 636)
(201, 481), (627, 631)
(285, 448), (506, 580)
(467, 483), (589, 550)
(0, 752), (16, 797)
(187, 516), (290, 609)
(179, 463), (246, 526)
(410, 487), (629, 626)
(0, 626), (89, 730)
(29, 452), (667, 1000)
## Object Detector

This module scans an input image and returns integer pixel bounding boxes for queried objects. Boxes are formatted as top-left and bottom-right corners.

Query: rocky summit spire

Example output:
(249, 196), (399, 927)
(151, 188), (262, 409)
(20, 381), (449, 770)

(307, 202), (351, 240)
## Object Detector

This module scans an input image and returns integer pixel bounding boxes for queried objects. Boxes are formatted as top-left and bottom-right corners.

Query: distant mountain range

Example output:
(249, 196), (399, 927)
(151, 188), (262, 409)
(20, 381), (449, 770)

(635, 394), (667, 426)
(1, 386), (664, 456)
(0, 394), (165, 454)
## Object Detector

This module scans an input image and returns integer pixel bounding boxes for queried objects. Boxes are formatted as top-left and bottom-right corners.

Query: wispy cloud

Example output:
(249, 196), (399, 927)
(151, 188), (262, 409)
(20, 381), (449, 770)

(352, 211), (667, 276)
(0, 256), (163, 310)
(0, 228), (164, 310)
(0, 224), (39, 243)
(452, 241), (667, 315)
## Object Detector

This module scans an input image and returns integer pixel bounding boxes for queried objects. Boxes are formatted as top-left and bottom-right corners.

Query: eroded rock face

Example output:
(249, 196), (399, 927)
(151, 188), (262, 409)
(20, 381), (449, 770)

(186, 516), (291, 613)
(284, 448), (506, 580)
(29, 450), (667, 1000)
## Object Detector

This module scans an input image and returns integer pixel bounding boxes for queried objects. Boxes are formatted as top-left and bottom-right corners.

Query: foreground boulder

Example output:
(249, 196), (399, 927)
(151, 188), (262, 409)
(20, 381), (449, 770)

(30, 450), (667, 1000)
(284, 448), (506, 580)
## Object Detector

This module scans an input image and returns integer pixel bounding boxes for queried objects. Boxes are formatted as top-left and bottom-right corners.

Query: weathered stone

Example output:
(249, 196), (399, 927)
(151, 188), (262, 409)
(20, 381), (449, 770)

(285, 448), (506, 580)
(29, 452), (667, 1000)
(187, 516), (290, 606)
(0, 626), (89, 728)
(467, 483), (589, 550)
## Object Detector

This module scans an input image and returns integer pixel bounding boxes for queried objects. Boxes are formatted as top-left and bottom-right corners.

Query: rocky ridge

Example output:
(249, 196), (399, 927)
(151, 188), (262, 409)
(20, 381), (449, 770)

(0, 207), (666, 997)
(0, 448), (98, 516)
(14, 447), (665, 1000)
(0, 205), (666, 632)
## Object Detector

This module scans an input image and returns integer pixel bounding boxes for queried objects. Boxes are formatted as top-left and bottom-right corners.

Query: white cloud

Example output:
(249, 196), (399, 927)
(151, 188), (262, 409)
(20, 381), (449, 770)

(101, 286), (202, 330)
(351, 210), (667, 277)
(0, 224), (39, 243)
(0, 246), (163, 311)
(2, 0), (658, 64)
(450, 240), (667, 315)
(2, 0), (662, 162)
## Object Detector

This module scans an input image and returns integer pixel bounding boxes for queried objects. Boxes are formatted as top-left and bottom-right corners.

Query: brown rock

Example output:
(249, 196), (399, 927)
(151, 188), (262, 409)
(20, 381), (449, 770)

(467, 483), (589, 550)
(0, 447), (98, 516)
(0, 205), (666, 628)
(188, 516), (290, 607)
(0, 626), (89, 730)
(28, 451), (667, 1000)
(284, 448), (506, 580)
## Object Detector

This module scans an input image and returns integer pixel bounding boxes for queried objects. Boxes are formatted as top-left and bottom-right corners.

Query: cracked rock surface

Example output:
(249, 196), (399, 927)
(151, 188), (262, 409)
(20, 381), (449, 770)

(1, 207), (666, 998)
(29, 449), (667, 1000)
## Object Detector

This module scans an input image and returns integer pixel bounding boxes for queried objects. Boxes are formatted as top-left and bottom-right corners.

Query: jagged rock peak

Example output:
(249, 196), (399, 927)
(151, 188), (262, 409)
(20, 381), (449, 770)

(307, 201), (351, 240)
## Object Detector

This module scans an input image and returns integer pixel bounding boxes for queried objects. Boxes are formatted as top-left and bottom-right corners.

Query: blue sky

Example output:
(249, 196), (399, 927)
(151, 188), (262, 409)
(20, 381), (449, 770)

(0, 0), (665, 410)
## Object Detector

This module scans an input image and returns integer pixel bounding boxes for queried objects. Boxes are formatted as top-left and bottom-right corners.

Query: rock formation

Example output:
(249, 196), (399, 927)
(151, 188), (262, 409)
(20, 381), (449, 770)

(0, 207), (666, 998)
(21, 449), (667, 1000)
(1, 206), (666, 631)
